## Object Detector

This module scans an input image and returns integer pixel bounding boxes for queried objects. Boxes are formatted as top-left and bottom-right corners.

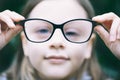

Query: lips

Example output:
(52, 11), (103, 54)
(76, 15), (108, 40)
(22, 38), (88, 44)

(44, 55), (70, 64)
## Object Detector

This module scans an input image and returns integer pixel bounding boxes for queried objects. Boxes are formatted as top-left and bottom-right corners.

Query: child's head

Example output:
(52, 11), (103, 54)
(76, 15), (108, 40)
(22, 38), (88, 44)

(20, 0), (97, 79)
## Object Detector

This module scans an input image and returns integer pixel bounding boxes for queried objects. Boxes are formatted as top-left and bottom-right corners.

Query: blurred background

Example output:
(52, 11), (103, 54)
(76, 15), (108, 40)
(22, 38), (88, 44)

(0, 0), (120, 79)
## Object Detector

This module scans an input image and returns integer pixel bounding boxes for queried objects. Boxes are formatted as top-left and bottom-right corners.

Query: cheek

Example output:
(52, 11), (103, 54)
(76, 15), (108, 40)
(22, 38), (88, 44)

(69, 43), (90, 68)
(70, 51), (85, 69)
(25, 43), (46, 69)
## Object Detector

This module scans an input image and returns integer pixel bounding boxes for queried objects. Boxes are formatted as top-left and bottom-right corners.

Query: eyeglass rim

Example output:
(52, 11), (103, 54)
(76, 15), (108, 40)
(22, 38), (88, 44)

(17, 18), (100, 25)
(16, 18), (102, 43)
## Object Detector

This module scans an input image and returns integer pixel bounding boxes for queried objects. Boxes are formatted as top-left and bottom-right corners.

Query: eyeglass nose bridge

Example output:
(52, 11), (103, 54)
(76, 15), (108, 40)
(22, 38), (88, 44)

(49, 24), (67, 41)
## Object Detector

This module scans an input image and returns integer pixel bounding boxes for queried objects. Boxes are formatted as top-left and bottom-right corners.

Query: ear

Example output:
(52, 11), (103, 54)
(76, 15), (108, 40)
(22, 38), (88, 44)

(85, 33), (96, 59)
(21, 31), (29, 56)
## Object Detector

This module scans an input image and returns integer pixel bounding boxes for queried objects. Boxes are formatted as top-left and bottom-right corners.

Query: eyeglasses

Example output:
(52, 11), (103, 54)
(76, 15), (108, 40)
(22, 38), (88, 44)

(17, 18), (101, 43)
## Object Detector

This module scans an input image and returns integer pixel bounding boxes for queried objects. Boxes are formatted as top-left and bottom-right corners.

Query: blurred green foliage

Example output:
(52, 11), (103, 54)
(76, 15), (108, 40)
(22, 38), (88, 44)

(91, 0), (120, 16)
(0, 0), (26, 12)
(0, 0), (120, 79)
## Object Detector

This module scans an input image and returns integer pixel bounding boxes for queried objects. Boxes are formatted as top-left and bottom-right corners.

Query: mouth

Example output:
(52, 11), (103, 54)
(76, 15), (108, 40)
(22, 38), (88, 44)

(44, 55), (70, 64)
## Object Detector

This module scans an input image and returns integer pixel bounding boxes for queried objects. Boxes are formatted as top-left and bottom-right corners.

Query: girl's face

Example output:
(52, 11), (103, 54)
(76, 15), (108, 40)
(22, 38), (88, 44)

(22, 0), (94, 79)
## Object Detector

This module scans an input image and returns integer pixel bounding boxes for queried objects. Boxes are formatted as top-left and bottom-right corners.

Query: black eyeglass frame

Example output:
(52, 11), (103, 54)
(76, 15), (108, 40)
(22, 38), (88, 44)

(16, 18), (102, 43)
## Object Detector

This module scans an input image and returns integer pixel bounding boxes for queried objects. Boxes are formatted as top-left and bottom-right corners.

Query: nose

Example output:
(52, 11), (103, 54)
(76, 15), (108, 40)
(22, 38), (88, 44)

(48, 29), (66, 50)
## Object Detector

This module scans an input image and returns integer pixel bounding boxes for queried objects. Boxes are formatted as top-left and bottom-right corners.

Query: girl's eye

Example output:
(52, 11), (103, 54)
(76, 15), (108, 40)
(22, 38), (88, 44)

(36, 29), (50, 34)
(65, 31), (79, 36)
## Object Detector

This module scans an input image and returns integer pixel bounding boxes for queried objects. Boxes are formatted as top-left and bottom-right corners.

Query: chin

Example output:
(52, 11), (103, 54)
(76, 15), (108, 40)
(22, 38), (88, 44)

(42, 74), (68, 80)
(37, 62), (74, 79)
(40, 70), (70, 80)
(46, 76), (65, 80)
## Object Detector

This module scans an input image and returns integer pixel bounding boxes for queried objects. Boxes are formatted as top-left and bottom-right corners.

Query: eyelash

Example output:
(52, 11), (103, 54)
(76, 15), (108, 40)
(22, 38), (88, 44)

(65, 31), (79, 36)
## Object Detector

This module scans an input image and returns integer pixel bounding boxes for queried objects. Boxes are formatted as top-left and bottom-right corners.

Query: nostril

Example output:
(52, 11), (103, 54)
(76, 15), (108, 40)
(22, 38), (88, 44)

(60, 45), (64, 49)
(50, 45), (55, 49)
(50, 44), (64, 49)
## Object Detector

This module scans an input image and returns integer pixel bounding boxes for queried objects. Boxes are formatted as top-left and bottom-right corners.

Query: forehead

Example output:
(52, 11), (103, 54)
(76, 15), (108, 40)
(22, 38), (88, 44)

(29, 0), (88, 24)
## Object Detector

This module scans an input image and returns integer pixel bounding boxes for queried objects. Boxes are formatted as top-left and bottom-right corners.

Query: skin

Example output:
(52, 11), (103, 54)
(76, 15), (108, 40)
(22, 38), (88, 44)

(0, 0), (120, 80)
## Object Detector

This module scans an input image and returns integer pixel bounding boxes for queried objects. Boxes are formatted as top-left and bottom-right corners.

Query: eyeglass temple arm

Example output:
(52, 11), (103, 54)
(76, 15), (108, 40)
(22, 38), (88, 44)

(92, 21), (108, 32)
(14, 20), (24, 27)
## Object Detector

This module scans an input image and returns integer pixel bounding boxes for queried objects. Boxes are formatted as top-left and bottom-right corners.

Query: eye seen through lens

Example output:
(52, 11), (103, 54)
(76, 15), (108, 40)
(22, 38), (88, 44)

(63, 20), (93, 42)
(25, 20), (53, 42)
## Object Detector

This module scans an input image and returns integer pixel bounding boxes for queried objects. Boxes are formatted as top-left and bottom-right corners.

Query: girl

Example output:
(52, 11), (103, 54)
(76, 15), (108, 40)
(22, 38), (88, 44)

(0, 0), (120, 80)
